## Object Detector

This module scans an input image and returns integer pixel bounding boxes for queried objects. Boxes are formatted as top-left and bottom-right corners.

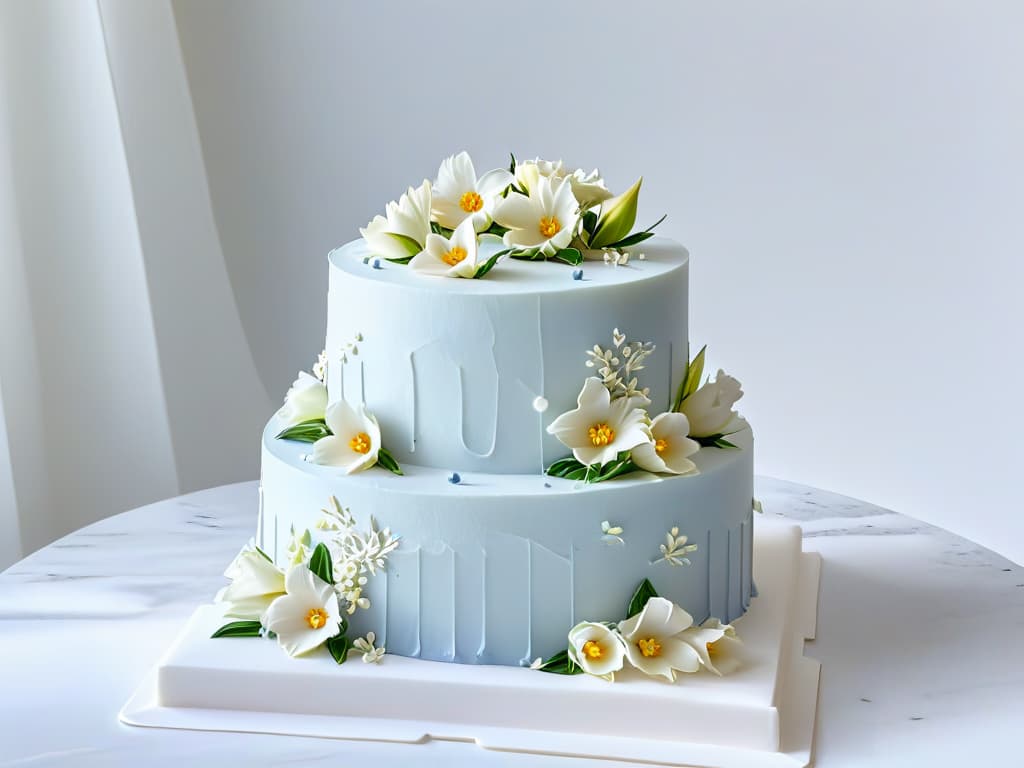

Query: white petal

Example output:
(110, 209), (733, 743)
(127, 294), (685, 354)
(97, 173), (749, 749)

(477, 167), (514, 197)
(659, 637), (702, 674)
(492, 192), (538, 231)
(631, 440), (667, 473)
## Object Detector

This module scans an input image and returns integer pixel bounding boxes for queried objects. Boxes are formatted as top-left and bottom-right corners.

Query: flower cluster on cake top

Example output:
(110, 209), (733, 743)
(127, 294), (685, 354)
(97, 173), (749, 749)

(359, 152), (666, 279)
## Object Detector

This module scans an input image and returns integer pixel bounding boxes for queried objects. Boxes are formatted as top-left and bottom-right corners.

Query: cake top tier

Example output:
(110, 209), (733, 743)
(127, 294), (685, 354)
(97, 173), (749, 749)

(329, 236), (687, 295)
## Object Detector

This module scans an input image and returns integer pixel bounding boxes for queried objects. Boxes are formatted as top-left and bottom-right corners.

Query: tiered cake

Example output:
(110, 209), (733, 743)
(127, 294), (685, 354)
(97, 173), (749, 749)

(122, 154), (824, 767)
(246, 152), (756, 671)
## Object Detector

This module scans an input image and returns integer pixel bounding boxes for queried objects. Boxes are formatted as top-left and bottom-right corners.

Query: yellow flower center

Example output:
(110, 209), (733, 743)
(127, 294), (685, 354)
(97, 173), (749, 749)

(306, 608), (329, 629)
(459, 191), (484, 213)
(637, 637), (662, 658)
(655, 438), (669, 454)
(539, 216), (561, 238)
(588, 423), (615, 446)
(582, 640), (604, 660)
(706, 641), (720, 657)
(442, 246), (467, 266)
(349, 432), (372, 454)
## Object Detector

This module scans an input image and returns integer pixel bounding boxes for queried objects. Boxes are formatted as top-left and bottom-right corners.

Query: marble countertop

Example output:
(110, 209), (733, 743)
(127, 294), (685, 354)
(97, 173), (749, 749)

(1, 478), (1021, 767)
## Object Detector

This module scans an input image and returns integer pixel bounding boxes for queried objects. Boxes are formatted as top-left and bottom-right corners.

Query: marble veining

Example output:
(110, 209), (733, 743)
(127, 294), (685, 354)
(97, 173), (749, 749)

(2, 478), (1023, 767)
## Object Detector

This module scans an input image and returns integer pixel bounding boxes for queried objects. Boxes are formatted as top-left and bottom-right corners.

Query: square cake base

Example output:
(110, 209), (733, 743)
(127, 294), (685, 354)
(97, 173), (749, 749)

(121, 519), (821, 768)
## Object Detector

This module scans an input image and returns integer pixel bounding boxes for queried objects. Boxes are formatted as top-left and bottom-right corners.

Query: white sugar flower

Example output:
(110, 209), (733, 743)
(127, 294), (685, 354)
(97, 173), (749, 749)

(567, 621), (626, 680)
(215, 540), (286, 620)
(352, 632), (386, 663)
(360, 180), (432, 262)
(655, 526), (699, 566)
(546, 377), (651, 466)
(679, 618), (744, 676)
(277, 371), (328, 427)
(263, 565), (342, 657)
(409, 217), (479, 278)
(493, 173), (579, 256)
(312, 400), (382, 474)
(678, 370), (745, 438)
(567, 167), (613, 206)
(632, 412), (700, 475)
(618, 596), (701, 682)
(431, 151), (513, 231)
(514, 158), (611, 206)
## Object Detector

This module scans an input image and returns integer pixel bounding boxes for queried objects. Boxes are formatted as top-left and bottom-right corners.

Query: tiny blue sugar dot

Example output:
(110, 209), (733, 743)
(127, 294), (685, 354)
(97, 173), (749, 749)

(372, 259), (382, 269)
(362, 256), (371, 264)
(572, 269), (583, 281)
(448, 472), (462, 485)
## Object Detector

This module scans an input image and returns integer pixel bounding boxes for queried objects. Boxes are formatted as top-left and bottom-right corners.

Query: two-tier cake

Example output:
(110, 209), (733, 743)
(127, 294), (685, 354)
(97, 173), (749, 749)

(122, 153), (823, 767)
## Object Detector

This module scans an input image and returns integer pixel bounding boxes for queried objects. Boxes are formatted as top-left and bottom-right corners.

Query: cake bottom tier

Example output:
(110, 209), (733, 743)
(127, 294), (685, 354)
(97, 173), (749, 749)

(258, 417), (755, 667)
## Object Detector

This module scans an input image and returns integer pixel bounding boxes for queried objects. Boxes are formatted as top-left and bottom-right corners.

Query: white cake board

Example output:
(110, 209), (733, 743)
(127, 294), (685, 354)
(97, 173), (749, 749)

(121, 519), (822, 767)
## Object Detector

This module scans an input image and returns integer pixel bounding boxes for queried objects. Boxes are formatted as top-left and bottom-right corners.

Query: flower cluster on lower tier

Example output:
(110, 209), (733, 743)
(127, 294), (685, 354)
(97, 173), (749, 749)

(212, 497), (398, 664)
(533, 579), (743, 682)
(359, 151), (665, 279)
(546, 329), (746, 484)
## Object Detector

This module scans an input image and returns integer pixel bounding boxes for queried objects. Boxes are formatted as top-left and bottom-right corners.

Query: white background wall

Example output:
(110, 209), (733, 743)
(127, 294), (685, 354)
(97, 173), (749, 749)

(169, 1), (1024, 562)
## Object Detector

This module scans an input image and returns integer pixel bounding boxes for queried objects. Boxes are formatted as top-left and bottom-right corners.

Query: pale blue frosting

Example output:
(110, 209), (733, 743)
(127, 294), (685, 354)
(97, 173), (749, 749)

(258, 236), (755, 667)
(325, 238), (690, 474)
(259, 419), (754, 666)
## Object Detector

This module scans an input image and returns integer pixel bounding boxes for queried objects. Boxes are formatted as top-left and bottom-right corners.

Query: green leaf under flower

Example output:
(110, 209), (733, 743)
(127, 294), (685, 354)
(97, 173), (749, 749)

(430, 222), (454, 237)
(581, 210), (599, 238)
(590, 177), (642, 249)
(474, 247), (512, 279)
(276, 418), (332, 443)
(383, 232), (422, 262)
(326, 633), (352, 665)
(534, 648), (584, 675)
(694, 434), (740, 449)
(626, 578), (659, 619)
(376, 446), (404, 475)
(545, 452), (639, 483)
(552, 247), (583, 266)
(211, 620), (263, 639)
(308, 542), (334, 585)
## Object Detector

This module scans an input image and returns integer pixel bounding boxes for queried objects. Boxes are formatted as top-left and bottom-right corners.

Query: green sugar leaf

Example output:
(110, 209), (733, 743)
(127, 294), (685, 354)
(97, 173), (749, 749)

(377, 447), (404, 475)
(326, 633), (352, 665)
(626, 579), (659, 619)
(308, 543), (334, 585)
(276, 418), (332, 443)
(211, 620), (263, 639)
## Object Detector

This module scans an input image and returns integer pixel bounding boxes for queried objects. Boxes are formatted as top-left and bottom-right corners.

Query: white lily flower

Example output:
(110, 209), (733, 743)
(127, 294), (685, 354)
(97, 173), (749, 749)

(359, 180), (432, 261)
(263, 564), (342, 657)
(567, 621), (626, 680)
(678, 369), (745, 438)
(312, 400), (382, 474)
(277, 371), (328, 427)
(409, 217), (480, 278)
(352, 632), (386, 663)
(546, 377), (651, 466)
(215, 540), (286, 620)
(618, 596), (701, 682)
(679, 618), (744, 676)
(431, 151), (513, 232)
(493, 173), (580, 256)
(514, 158), (611, 207)
(632, 412), (700, 475)
(567, 167), (613, 206)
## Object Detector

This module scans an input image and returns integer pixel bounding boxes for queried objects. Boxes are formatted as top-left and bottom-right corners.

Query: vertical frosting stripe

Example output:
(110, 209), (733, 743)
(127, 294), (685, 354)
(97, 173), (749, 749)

(481, 532), (530, 664)
(418, 545), (456, 662)
(384, 547), (421, 657)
